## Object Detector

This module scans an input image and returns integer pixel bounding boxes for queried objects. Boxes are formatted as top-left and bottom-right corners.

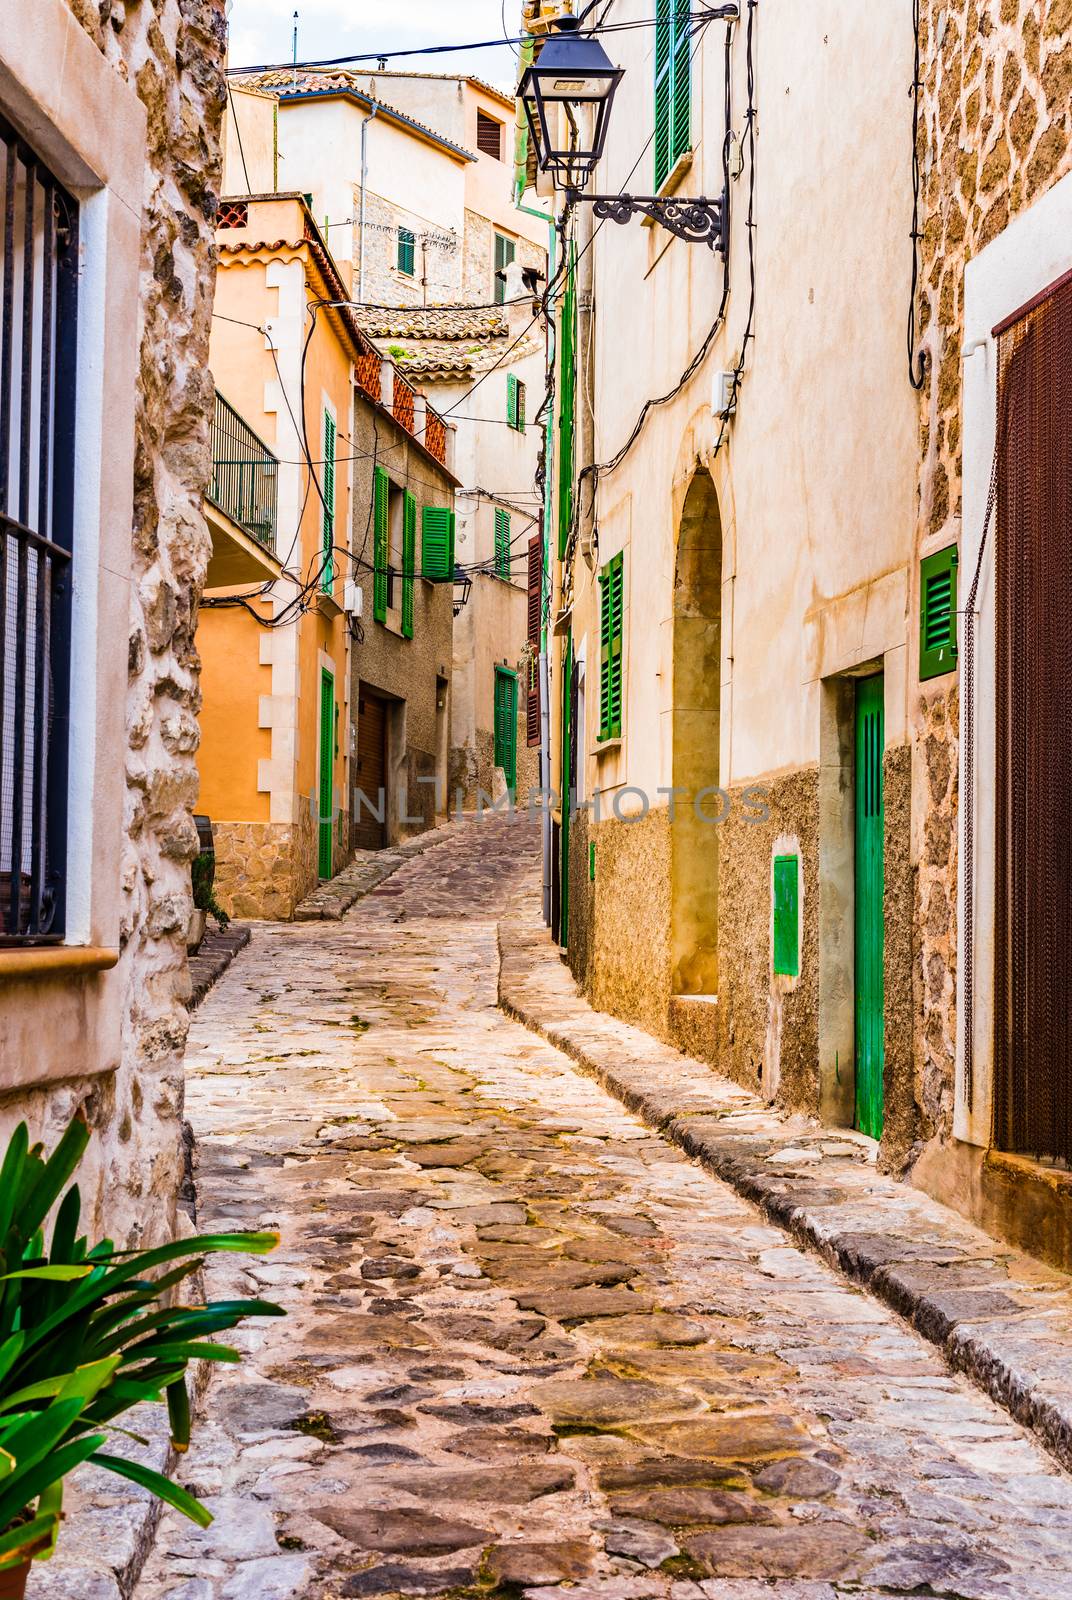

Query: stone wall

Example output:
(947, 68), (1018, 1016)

(461, 209), (545, 305)
(213, 807), (324, 922)
(911, 0), (1072, 1155)
(351, 187), (463, 307)
(72, 0), (224, 1242)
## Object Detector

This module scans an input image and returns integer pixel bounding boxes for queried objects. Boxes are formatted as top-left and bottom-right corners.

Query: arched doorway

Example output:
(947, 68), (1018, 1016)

(671, 469), (723, 995)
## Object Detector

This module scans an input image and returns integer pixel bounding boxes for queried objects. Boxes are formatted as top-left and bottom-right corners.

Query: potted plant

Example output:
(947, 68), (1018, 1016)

(0, 1117), (283, 1596)
(189, 814), (229, 955)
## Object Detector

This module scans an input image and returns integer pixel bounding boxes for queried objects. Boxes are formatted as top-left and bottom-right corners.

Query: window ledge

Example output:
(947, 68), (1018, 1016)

(0, 946), (119, 980)
(642, 149), (694, 227)
(316, 590), (343, 619)
(594, 736), (622, 755)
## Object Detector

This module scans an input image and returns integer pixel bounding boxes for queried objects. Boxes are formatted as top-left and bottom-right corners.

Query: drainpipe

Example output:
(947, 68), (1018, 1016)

(358, 105), (378, 302)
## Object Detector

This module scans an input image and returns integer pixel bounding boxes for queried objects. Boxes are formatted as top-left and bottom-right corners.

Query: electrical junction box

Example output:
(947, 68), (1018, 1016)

(344, 580), (363, 617)
(713, 370), (737, 419)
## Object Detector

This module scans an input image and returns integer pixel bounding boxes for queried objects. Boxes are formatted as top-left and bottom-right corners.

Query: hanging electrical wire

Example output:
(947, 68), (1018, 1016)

(576, 5), (741, 498)
(227, 10), (732, 77)
(908, 0), (926, 391)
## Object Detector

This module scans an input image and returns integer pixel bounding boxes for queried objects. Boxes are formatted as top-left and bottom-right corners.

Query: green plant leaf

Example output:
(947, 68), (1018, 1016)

(0, 1510), (58, 1568)
(36, 1478), (63, 1560)
(167, 1377), (190, 1452)
(0, 1334), (26, 1390)
(89, 1452), (213, 1528)
(0, 1433), (105, 1532)
(0, 1124), (29, 1243)
(0, 1266), (94, 1283)
(18, 1118), (89, 1243)
(125, 1342), (241, 1366)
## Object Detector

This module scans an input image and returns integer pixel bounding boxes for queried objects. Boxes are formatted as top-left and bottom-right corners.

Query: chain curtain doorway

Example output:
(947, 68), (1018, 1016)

(994, 268), (1072, 1162)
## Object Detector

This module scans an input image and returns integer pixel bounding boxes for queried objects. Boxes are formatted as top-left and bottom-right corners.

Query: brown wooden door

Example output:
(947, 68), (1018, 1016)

(354, 691), (388, 850)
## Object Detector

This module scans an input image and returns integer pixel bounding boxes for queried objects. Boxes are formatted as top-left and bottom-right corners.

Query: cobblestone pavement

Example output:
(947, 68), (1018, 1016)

(136, 818), (1072, 1600)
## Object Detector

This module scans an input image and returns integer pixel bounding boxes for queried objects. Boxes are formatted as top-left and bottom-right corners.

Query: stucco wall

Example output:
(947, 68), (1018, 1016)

(349, 402), (455, 843)
(0, 0), (224, 1244)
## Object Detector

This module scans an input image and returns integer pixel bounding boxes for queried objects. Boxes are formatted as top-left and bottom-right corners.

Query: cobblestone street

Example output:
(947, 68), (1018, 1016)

(136, 820), (1072, 1600)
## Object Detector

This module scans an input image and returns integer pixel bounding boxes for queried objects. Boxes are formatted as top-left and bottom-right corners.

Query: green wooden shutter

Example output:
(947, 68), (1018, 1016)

(321, 411), (336, 593)
(506, 373), (518, 428)
(494, 668), (518, 795)
(599, 552), (624, 740)
(494, 233), (515, 303)
(654, 0), (691, 190)
(318, 671), (334, 879)
(422, 505), (455, 581)
(397, 227), (415, 275)
(557, 247), (577, 559)
(495, 507), (511, 579)
(919, 544), (959, 680)
(772, 854), (800, 977)
(401, 489), (416, 638)
(373, 466), (388, 622)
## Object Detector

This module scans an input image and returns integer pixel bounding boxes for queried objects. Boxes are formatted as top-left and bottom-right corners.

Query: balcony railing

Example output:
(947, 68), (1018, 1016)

(208, 393), (278, 549)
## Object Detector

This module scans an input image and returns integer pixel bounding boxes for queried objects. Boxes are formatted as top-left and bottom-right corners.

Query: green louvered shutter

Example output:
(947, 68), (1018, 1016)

(557, 248), (577, 559)
(654, 0), (673, 189)
(401, 490), (416, 638)
(506, 373), (518, 428)
(599, 552), (624, 740)
(671, 7), (691, 169)
(321, 411), (336, 593)
(919, 544), (959, 680)
(397, 227), (415, 275)
(373, 466), (388, 622)
(422, 505), (455, 581)
(654, 0), (691, 190)
(495, 507), (511, 580)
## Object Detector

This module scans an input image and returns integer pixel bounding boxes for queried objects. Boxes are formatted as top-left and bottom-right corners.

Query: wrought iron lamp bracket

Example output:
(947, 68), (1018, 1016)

(564, 187), (728, 254)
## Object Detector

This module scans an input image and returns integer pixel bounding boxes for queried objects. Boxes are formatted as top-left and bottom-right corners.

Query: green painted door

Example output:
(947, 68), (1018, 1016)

(318, 670), (334, 880)
(559, 633), (573, 946)
(855, 674), (885, 1138)
(493, 668), (518, 796)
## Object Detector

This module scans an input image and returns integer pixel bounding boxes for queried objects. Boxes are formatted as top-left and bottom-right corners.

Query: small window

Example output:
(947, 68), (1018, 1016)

(477, 110), (504, 160)
(397, 227), (415, 276)
(919, 544), (959, 680)
(506, 374), (526, 432)
(494, 508), (512, 580)
(494, 232), (516, 304)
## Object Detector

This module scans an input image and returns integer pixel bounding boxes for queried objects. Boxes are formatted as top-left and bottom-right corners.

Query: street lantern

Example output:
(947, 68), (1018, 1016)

(518, 16), (623, 186)
(518, 6), (740, 254)
(452, 564), (473, 618)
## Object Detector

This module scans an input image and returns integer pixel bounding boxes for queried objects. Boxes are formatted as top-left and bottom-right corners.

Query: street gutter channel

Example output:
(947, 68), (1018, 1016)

(497, 873), (1072, 1478)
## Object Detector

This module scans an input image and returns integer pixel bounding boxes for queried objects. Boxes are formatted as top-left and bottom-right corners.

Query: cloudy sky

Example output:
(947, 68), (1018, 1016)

(227, 0), (521, 92)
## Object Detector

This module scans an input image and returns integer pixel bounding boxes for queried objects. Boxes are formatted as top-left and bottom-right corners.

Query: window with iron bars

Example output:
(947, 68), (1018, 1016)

(0, 113), (79, 945)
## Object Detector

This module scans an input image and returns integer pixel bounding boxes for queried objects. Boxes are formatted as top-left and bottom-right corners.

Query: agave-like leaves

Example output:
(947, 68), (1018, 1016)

(0, 1119), (285, 1565)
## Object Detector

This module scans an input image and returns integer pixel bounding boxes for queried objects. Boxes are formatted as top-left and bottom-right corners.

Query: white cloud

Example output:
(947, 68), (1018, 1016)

(228, 0), (521, 89)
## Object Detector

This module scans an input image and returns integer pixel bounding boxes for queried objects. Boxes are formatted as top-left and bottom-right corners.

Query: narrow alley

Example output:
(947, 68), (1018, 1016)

(136, 820), (1072, 1600)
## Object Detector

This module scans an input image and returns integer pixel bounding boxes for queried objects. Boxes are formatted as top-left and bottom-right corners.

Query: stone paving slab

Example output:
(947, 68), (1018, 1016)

(497, 871), (1072, 1476)
(293, 819), (471, 920)
(189, 925), (252, 1009)
(132, 817), (1072, 1600)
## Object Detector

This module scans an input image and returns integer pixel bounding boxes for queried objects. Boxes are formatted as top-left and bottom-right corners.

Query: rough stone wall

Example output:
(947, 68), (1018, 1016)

(911, 0), (1072, 1153)
(589, 807), (672, 1038)
(352, 187), (463, 306)
(70, 0), (225, 1243)
(882, 744), (920, 1174)
(214, 808), (325, 922)
(461, 209), (545, 305)
(717, 773), (818, 1114)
